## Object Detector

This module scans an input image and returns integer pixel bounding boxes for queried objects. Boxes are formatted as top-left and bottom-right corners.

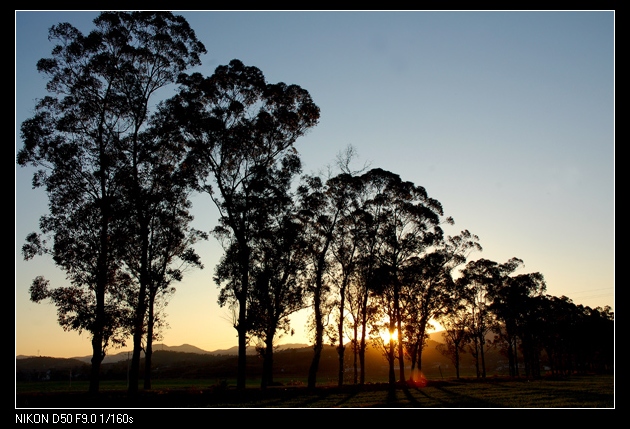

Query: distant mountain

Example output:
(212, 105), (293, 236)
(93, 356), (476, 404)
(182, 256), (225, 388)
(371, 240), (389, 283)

(62, 344), (211, 364)
(16, 342), (313, 364)
(210, 343), (310, 356)
(17, 335), (446, 364)
(150, 343), (213, 355)
(15, 356), (87, 371)
(17, 345), (210, 364)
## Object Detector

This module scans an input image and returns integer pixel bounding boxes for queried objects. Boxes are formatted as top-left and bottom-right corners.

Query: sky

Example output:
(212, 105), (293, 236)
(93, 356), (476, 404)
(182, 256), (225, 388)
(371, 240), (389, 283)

(15, 10), (614, 359)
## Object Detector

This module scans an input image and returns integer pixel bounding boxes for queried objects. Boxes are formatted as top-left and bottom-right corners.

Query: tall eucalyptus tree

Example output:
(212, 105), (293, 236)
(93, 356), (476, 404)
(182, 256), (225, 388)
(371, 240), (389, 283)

(436, 301), (471, 379)
(296, 172), (356, 388)
(457, 257), (523, 378)
(120, 118), (207, 391)
(327, 174), (364, 386)
(18, 11), (206, 394)
(401, 230), (481, 381)
(363, 168), (446, 385)
(489, 270), (546, 377)
(214, 153), (307, 389)
(348, 171), (389, 385)
(171, 59), (319, 389)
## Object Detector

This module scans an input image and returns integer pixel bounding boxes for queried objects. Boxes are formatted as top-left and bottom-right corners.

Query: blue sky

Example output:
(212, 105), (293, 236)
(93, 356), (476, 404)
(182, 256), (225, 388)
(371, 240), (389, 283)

(15, 10), (614, 358)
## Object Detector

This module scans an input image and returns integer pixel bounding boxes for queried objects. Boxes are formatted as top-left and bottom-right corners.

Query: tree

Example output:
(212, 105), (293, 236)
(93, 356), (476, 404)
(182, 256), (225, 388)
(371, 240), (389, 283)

(525, 294), (614, 378)
(489, 271), (546, 377)
(296, 172), (355, 388)
(579, 304), (614, 374)
(117, 127), (207, 390)
(457, 257), (523, 378)
(369, 265), (400, 386)
(300, 151), (373, 387)
(457, 258), (496, 378)
(363, 168), (446, 386)
(215, 154), (307, 389)
(328, 175), (366, 386)
(17, 11), (206, 394)
(172, 59), (320, 389)
(436, 303), (470, 379)
(346, 172), (389, 385)
(105, 12), (207, 395)
(401, 230), (481, 382)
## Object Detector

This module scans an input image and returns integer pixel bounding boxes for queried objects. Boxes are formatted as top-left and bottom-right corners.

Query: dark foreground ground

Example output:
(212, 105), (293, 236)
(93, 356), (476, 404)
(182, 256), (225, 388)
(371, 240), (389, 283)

(16, 375), (614, 409)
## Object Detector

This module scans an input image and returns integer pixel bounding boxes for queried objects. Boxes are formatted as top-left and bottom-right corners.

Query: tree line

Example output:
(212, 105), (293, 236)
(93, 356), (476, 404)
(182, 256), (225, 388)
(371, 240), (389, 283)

(18, 12), (614, 396)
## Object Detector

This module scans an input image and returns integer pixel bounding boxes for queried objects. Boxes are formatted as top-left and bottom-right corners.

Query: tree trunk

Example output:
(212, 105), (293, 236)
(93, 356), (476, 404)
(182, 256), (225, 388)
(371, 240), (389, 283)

(308, 342), (323, 389)
(393, 281), (405, 383)
(454, 345), (460, 379)
(129, 222), (150, 395)
(308, 240), (330, 389)
(352, 326), (359, 384)
(89, 333), (104, 395)
(415, 324), (427, 380)
(128, 308), (145, 395)
(128, 268), (148, 393)
(474, 335), (482, 378)
(308, 281), (324, 389)
(261, 336), (274, 389)
(388, 328), (396, 386)
(144, 290), (156, 390)
(90, 272), (106, 395)
(359, 288), (369, 385)
(236, 244), (250, 391)
(408, 342), (418, 380)
(336, 279), (347, 387)
(90, 193), (110, 395)
(337, 344), (345, 387)
(480, 333), (487, 378)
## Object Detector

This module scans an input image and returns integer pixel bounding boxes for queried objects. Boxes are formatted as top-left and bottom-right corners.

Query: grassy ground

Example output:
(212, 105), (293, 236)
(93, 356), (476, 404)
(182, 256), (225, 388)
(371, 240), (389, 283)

(15, 374), (614, 408)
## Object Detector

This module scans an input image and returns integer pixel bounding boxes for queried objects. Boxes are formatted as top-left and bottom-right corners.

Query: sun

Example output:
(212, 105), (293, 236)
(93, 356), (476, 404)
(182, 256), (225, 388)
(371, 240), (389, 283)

(379, 326), (398, 343)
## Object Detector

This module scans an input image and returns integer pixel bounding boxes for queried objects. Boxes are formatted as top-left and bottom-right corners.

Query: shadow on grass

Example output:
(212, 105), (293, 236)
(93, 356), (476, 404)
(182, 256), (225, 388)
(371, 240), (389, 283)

(15, 375), (614, 408)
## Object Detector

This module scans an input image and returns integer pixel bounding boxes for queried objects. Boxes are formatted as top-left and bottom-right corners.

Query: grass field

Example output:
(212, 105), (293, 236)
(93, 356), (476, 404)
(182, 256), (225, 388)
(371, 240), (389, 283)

(15, 374), (614, 408)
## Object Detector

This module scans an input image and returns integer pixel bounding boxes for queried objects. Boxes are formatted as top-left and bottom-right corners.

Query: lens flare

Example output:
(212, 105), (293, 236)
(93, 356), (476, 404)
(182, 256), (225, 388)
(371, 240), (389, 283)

(409, 370), (428, 388)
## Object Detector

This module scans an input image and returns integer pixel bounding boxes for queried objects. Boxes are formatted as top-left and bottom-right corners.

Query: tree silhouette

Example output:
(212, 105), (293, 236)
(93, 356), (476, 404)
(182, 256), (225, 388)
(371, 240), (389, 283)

(457, 257), (523, 378)
(118, 122), (207, 390)
(347, 172), (389, 385)
(215, 154), (307, 389)
(18, 11), (206, 394)
(17, 14), (613, 394)
(531, 295), (613, 377)
(329, 177), (363, 387)
(296, 173), (352, 388)
(489, 271), (546, 377)
(362, 168), (446, 386)
(172, 59), (320, 389)
(437, 301), (470, 379)
(401, 230), (481, 381)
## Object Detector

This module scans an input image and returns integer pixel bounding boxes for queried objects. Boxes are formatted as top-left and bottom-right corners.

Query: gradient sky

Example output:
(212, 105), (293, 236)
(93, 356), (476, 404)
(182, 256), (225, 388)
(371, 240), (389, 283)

(15, 10), (614, 359)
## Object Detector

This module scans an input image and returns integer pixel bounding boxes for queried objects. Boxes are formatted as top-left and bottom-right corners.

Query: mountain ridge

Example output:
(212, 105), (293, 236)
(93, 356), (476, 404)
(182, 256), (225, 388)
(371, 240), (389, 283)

(17, 332), (446, 364)
(17, 342), (313, 364)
